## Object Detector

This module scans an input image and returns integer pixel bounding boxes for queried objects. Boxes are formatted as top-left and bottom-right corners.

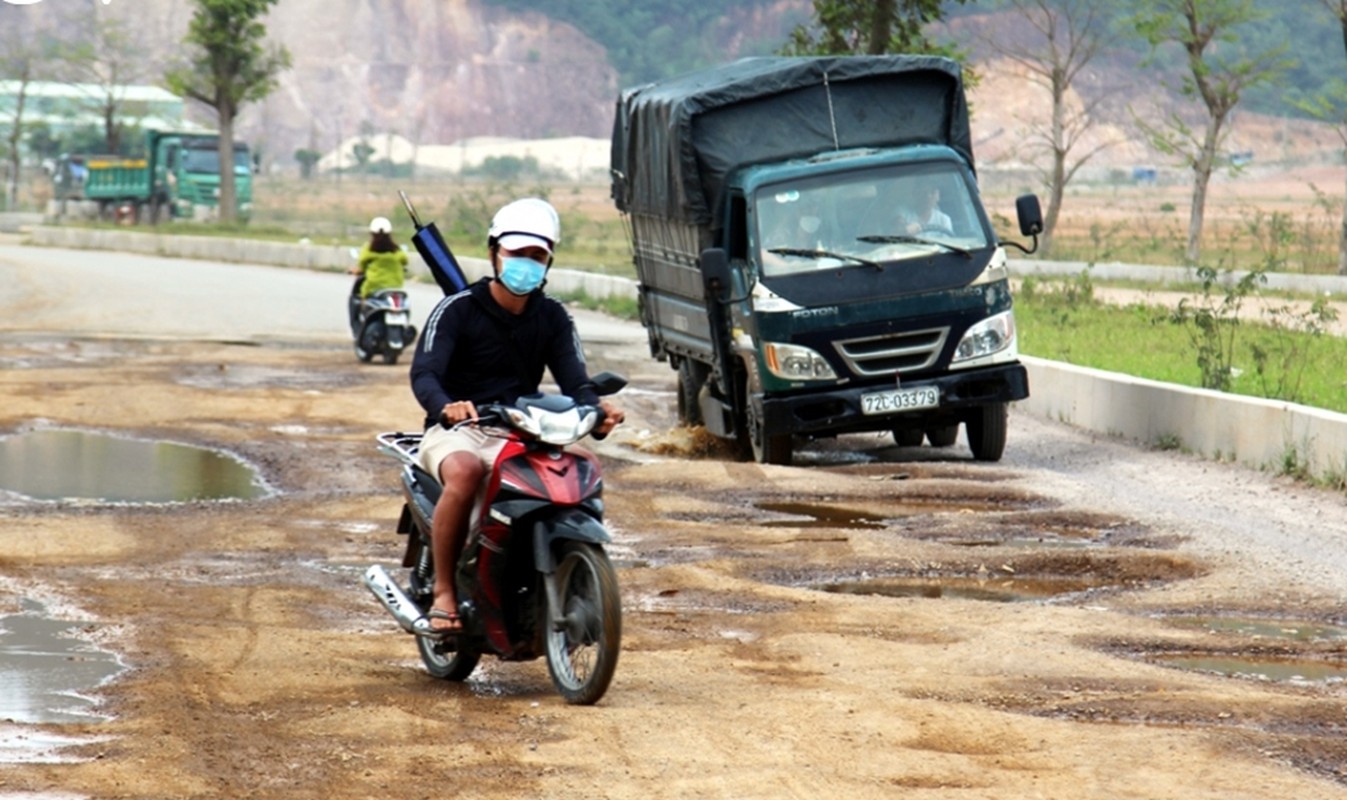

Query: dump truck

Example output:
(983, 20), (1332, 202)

(53, 129), (253, 223)
(610, 55), (1043, 465)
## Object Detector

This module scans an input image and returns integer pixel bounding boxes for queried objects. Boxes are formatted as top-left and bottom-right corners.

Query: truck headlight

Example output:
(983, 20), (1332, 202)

(953, 310), (1016, 364)
(763, 342), (837, 380)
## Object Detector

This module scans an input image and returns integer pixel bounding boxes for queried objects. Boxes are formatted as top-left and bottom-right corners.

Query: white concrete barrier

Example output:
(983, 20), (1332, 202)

(1021, 356), (1347, 479)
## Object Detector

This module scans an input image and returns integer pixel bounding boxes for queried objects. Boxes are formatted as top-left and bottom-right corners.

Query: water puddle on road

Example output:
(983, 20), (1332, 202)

(1150, 654), (1347, 684)
(0, 429), (268, 503)
(1160, 615), (1347, 642)
(823, 574), (1113, 603)
(0, 600), (123, 766)
(756, 501), (890, 529)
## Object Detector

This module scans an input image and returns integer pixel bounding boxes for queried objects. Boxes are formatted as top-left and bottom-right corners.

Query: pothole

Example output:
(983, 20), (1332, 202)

(821, 573), (1114, 602)
(1147, 653), (1347, 684)
(1159, 614), (1347, 642)
(761, 552), (1202, 603)
(0, 599), (124, 725)
(0, 428), (271, 504)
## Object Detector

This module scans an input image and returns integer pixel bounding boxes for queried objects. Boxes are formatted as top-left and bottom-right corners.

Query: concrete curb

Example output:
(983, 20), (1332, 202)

(21, 225), (1347, 480)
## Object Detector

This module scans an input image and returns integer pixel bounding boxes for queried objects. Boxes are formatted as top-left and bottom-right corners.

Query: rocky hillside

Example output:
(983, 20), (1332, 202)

(6, 0), (624, 168)
(5, 1), (1340, 177)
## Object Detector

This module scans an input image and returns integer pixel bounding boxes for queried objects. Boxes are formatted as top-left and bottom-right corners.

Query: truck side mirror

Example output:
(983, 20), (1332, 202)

(700, 247), (732, 304)
(1016, 194), (1043, 237)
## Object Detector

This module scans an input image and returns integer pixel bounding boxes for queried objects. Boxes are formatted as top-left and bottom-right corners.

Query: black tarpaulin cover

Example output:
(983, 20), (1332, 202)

(611, 55), (971, 227)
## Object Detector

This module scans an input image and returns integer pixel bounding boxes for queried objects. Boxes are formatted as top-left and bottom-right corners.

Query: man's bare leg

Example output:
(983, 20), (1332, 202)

(428, 452), (484, 633)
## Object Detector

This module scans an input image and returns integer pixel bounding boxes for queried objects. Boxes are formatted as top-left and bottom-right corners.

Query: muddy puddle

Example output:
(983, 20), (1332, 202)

(1159, 614), (1347, 642)
(0, 599), (125, 725)
(0, 428), (270, 504)
(1148, 653), (1347, 684)
(0, 599), (122, 770)
(823, 573), (1115, 602)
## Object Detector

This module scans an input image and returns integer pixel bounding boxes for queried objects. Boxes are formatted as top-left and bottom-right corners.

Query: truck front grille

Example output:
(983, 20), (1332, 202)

(832, 328), (949, 377)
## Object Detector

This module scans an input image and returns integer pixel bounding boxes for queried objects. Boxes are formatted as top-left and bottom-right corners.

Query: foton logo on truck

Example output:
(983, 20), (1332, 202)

(612, 55), (1044, 466)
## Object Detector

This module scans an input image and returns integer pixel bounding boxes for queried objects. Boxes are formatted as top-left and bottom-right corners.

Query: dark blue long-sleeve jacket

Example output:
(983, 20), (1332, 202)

(410, 278), (599, 429)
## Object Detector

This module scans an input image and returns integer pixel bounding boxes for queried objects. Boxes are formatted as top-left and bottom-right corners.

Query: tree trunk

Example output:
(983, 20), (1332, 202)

(217, 108), (237, 224)
(5, 83), (27, 212)
(1042, 63), (1069, 256)
(1187, 117), (1225, 265)
(1340, 163), (1347, 275)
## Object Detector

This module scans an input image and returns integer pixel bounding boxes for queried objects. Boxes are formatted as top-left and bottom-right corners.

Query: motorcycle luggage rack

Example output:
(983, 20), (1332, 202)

(377, 431), (424, 468)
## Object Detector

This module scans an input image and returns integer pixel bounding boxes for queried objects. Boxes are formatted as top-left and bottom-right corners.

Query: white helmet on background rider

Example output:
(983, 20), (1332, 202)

(369, 216), (392, 234)
(488, 198), (560, 255)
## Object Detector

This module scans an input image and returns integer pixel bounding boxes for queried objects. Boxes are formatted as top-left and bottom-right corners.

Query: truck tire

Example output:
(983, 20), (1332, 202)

(893, 429), (924, 447)
(925, 425), (959, 448)
(966, 403), (1007, 462)
(747, 397), (792, 465)
(676, 360), (704, 427)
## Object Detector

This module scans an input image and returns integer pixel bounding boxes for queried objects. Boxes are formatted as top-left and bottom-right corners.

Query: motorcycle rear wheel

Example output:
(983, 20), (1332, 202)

(545, 541), (622, 705)
(409, 569), (480, 681)
(416, 631), (480, 681)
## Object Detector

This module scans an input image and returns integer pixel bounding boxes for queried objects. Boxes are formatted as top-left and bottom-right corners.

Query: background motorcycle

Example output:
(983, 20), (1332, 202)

(348, 247), (416, 365)
(363, 372), (626, 705)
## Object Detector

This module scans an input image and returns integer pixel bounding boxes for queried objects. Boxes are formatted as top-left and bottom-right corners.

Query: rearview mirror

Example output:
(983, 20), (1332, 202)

(1016, 194), (1044, 237)
(700, 247), (732, 304)
(590, 371), (628, 397)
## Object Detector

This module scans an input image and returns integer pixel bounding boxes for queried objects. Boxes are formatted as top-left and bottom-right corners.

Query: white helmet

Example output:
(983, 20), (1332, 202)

(369, 216), (392, 234)
(488, 198), (560, 254)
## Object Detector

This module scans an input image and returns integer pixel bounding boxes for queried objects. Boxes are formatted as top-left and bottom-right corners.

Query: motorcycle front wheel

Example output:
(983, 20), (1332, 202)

(545, 541), (622, 705)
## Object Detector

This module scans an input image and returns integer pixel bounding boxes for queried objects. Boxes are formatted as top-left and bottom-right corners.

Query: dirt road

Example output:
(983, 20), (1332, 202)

(1, 244), (1346, 799)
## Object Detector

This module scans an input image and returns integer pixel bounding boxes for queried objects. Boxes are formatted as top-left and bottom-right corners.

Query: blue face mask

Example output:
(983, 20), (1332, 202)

(498, 256), (548, 295)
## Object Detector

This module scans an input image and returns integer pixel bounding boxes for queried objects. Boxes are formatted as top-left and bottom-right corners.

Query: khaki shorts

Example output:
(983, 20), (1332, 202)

(417, 423), (509, 479)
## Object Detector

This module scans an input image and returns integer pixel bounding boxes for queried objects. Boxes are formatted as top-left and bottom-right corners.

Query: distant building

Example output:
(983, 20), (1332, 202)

(0, 81), (188, 145)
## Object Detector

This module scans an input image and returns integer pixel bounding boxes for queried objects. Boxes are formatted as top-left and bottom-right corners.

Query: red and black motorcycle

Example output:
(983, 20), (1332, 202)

(363, 373), (625, 705)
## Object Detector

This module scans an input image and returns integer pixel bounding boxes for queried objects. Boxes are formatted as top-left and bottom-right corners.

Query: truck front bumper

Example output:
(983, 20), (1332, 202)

(760, 362), (1029, 439)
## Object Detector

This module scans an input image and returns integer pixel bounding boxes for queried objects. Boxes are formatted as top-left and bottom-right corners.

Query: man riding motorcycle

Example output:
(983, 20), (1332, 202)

(407, 197), (625, 635)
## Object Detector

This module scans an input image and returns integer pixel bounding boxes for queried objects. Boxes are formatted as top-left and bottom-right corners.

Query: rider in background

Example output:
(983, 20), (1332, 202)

(349, 216), (409, 329)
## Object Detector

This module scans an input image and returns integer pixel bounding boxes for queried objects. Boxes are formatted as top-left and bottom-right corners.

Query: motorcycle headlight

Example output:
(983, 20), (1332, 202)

(952, 310), (1017, 365)
(504, 406), (597, 445)
(763, 342), (837, 381)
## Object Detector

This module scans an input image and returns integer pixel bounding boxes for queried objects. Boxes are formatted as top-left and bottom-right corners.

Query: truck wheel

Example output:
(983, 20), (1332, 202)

(747, 398), (792, 465)
(925, 425), (959, 448)
(966, 403), (1007, 462)
(893, 429), (924, 447)
(676, 360), (704, 426)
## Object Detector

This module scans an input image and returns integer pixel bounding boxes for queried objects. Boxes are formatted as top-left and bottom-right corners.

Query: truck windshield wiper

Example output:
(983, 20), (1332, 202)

(856, 234), (973, 259)
(766, 247), (883, 271)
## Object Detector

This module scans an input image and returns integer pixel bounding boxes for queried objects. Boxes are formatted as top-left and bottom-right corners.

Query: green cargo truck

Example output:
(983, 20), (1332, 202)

(53, 129), (253, 223)
(611, 55), (1043, 465)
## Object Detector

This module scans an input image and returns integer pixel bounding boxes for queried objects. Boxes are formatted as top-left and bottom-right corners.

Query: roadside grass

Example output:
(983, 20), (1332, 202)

(1014, 277), (1347, 415)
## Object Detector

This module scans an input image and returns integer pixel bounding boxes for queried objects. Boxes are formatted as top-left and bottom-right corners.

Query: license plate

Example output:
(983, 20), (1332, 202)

(385, 312), (410, 326)
(860, 385), (939, 415)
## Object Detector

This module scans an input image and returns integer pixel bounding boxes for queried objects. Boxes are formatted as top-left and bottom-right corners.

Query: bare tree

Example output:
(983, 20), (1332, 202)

(54, 3), (154, 155)
(1129, 0), (1293, 265)
(982, 0), (1113, 255)
(1, 19), (44, 211)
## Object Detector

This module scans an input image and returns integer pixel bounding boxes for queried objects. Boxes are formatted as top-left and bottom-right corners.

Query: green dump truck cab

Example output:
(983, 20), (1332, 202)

(53, 129), (252, 223)
(611, 56), (1041, 465)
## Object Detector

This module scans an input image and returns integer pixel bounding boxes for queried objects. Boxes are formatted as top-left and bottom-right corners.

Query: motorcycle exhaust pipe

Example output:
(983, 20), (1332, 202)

(362, 564), (437, 637)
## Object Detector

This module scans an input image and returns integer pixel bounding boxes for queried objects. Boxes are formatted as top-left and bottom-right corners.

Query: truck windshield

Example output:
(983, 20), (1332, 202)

(755, 164), (990, 277)
(181, 147), (252, 174)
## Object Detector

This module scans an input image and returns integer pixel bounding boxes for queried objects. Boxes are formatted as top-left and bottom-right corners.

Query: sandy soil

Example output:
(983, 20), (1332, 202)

(0, 316), (1345, 799)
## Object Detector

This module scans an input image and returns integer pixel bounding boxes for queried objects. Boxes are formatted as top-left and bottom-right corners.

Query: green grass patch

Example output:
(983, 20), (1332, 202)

(1016, 279), (1347, 414)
